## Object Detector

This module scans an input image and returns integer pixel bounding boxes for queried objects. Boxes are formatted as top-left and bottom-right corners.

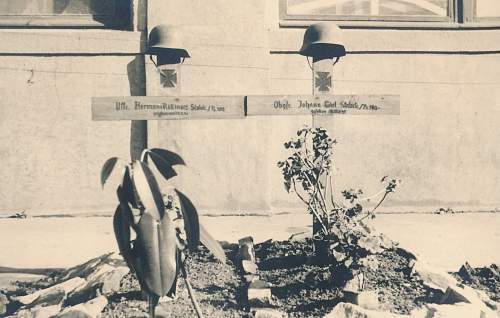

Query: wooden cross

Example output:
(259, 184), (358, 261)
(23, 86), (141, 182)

(92, 58), (398, 121)
(92, 58), (399, 236)
(93, 59), (398, 242)
(92, 93), (398, 120)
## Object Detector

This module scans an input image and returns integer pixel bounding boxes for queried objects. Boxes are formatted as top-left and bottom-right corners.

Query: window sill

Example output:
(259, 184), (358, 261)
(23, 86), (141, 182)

(280, 19), (500, 30)
(270, 27), (500, 54)
(0, 29), (144, 55)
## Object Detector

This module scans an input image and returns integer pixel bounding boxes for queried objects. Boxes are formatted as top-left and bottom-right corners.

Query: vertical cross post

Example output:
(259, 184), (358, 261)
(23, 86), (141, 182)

(312, 57), (335, 124)
(157, 53), (182, 95)
(301, 22), (346, 238)
(311, 57), (335, 236)
(130, 0), (148, 161)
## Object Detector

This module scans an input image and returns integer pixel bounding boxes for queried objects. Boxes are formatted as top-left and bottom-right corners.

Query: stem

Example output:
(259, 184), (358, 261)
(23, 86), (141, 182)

(148, 294), (159, 318)
(309, 202), (329, 235)
(181, 262), (204, 318)
(140, 148), (149, 162)
(370, 191), (389, 215)
(358, 187), (387, 202)
(358, 191), (390, 222)
(328, 176), (335, 207)
(292, 180), (309, 206)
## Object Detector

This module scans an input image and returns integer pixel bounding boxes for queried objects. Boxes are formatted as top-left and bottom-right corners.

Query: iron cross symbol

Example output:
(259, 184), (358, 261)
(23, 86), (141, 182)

(315, 71), (332, 92)
(160, 69), (177, 88)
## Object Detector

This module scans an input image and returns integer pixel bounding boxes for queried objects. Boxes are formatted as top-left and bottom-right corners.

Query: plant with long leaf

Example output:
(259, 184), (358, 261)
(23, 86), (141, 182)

(101, 148), (226, 318)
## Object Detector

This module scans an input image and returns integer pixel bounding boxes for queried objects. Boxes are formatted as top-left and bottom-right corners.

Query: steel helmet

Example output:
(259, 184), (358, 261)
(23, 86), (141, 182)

(299, 22), (346, 58)
(148, 24), (190, 58)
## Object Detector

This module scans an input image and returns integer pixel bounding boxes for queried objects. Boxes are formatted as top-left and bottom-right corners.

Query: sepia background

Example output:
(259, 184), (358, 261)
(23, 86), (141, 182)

(0, 0), (499, 270)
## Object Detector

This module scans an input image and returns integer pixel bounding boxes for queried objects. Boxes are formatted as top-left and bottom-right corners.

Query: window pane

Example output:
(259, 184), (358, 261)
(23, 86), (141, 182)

(476, 0), (500, 17)
(287, 0), (449, 17)
(0, 0), (114, 16)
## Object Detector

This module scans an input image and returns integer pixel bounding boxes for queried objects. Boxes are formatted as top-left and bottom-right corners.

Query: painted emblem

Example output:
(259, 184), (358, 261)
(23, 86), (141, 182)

(161, 69), (177, 88)
(315, 71), (331, 92)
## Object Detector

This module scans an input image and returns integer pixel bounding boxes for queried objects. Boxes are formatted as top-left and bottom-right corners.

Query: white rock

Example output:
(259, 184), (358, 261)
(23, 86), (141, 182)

(440, 284), (495, 314)
(67, 265), (129, 304)
(343, 290), (379, 310)
(251, 307), (287, 318)
(55, 295), (108, 318)
(12, 304), (62, 318)
(343, 273), (364, 293)
(410, 303), (496, 318)
(242, 260), (258, 274)
(12, 277), (86, 305)
(248, 287), (272, 307)
(356, 291), (380, 311)
(244, 274), (260, 283)
(410, 261), (457, 292)
(324, 302), (409, 318)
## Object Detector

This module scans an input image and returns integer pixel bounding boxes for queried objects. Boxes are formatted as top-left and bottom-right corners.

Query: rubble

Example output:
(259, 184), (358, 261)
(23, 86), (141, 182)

(4, 253), (125, 318)
(12, 277), (85, 306)
(54, 295), (108, 318)
(242, 260), (258, 275)
(411, 303), (496, 318)
(324, 302), (408, 318)
(409, 260), (458, 292)
(251, 307), (288, 318)
(13, 304), (62, 318)
(0, 293), (7, 315)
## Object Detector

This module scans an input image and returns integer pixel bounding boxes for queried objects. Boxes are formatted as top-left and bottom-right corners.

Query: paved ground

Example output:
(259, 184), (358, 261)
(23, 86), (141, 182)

(0, 213), (498, 271)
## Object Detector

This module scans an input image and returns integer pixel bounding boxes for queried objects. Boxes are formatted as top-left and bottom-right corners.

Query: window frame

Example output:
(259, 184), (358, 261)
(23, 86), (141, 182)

(0, 0), (130, 29)
(470, 0), (500, 23)
(279, 0), (500, 27)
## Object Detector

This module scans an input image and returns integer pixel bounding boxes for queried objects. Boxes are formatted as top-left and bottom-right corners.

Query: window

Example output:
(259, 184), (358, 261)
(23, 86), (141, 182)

(0, 0), (130, 28)
(476, 0), (500, 20)
(281, 0), (500, 24)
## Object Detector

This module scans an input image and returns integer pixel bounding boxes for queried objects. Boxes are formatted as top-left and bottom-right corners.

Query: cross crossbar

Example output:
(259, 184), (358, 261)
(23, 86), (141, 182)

(91, 95), (399, 121)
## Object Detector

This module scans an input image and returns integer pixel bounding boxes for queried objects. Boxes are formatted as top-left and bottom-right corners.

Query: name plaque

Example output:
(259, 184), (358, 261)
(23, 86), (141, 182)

(92, 96), (245, 121)
(246, 95), (400, 116)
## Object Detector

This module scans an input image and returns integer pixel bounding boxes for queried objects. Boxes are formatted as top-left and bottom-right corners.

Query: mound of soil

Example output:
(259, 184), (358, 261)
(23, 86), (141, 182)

(4, 239), (450, 317)
(255, 239), (440, 317)
(101, 247), (246, 318)
(3, 247), (245, 318)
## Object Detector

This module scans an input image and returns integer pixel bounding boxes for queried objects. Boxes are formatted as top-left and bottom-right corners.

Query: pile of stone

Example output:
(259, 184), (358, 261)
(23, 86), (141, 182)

(324, 246), (499, 318)
(1, 253), (129, 318)
(237, 236), (287, 318)
(2, 239), (498, 318)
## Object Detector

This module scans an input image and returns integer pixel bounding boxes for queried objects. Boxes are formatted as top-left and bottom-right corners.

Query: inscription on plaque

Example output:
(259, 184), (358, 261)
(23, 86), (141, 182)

(92, 96), (245, 121)
(246, 95), (400, 116)
(92, 95), (400, 121)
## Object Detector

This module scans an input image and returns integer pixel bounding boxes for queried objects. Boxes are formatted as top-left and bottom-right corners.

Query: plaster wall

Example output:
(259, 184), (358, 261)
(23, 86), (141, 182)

(149, 0), (500, 214)
(0, 56), (134, 215)
(0, 0), (499, 216)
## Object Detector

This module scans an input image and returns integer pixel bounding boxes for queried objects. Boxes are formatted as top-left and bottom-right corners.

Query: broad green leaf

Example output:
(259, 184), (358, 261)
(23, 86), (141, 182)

(174, 189), (200, 251)
(132, 161), (164, 220)
(135, 213), (178, 296)
(121, 166), (140, 209)
(199, 223), (226, 263)
(158, 212), (179, 294)
(100, 157), (118, 188)
(113, 203), (134, 271)
(149, 148), (185, 166)
(147, 151), (178, 181)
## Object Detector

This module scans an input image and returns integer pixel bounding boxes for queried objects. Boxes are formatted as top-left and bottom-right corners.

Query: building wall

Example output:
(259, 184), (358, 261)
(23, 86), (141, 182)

(149, 0), (500, 213)
(0, 56), (135, 215)
(0, 0), (499, 215)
